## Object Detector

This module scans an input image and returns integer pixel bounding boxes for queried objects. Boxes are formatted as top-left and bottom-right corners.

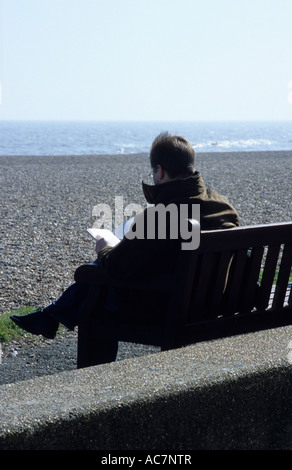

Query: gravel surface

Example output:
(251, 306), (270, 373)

(1, 150), (292, 385)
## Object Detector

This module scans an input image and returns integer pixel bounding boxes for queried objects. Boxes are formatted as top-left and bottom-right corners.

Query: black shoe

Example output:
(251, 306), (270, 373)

(10, 309), (59, 339)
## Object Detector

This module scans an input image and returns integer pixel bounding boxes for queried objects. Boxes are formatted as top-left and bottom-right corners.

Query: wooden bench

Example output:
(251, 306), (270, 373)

(75, 221), (292, 369)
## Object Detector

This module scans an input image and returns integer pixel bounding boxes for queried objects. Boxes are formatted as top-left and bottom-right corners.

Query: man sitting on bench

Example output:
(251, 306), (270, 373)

(11, 132), (239, 363)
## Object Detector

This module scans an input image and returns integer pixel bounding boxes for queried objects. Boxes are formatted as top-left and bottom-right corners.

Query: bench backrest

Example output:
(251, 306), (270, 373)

(166, 221), (292, 346)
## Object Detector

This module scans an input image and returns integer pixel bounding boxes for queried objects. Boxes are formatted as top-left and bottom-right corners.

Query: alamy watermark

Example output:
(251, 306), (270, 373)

(90, 196), (200, 250)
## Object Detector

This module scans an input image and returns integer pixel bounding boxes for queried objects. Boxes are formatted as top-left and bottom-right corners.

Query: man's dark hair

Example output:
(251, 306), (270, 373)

(150, 132), (195, 178)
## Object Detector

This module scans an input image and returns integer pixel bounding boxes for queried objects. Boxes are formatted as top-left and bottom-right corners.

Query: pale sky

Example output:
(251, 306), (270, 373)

(0, 0), (292, 121)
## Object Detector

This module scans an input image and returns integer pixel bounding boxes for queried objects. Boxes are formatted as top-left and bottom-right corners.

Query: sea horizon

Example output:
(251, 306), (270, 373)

(0, 119), (292, 156)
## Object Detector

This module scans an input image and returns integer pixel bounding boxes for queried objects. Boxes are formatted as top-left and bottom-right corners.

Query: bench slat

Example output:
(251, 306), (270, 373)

(206, 251), (233, 319)
(273, 244), (292, 309)
(220, 249), (249, 317)
(256, 244), (281, 310)
(288, 285), (292, 307)
(239, 246), (264, 313)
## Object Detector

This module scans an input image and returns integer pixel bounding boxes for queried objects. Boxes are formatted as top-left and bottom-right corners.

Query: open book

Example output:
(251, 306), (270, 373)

(87, 217), (135, 245)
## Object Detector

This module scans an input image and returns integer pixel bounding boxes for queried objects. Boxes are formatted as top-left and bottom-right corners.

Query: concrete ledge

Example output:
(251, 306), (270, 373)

(1, 325), (292, 450)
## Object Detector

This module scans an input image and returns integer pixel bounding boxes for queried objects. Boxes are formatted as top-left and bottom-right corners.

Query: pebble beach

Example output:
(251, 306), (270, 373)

(1, 150), (292, 384)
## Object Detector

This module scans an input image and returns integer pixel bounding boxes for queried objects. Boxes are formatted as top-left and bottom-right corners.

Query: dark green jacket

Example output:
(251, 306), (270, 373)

(97, 172), (239, 321)
(98, 172), (239, 277)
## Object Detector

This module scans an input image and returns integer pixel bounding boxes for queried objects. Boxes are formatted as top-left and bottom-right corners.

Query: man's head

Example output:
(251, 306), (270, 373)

(150, 132), (195, 184)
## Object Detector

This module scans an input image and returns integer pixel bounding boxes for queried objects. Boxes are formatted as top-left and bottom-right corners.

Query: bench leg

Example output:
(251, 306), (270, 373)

(77, 320), (119, 368)
(77, 319), (91, 368)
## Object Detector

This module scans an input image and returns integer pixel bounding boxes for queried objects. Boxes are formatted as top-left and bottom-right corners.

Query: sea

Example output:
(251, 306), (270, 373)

(0, 120), (292, 156)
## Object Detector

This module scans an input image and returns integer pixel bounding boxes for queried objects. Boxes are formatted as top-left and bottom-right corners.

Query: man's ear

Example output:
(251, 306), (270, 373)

(157, 164), (165, 180)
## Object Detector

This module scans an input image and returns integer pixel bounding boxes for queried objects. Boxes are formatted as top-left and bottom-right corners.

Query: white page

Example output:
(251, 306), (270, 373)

(87, 228), (120, 246)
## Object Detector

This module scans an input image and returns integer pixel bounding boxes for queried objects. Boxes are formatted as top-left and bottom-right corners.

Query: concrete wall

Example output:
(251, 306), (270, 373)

(1, 325), (292, 450)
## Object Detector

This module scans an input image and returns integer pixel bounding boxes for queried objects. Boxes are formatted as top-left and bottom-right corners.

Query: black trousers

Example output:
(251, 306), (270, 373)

(46, 261), (119, 364)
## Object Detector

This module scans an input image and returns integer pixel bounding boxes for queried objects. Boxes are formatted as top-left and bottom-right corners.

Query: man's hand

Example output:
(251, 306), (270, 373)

(95, 231), (120, 254)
